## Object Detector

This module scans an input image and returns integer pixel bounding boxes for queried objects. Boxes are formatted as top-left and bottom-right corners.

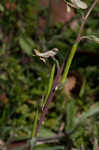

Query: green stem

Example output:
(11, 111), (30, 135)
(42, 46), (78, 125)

(61, 42), (78, 83)
(42, 64), (55, 108)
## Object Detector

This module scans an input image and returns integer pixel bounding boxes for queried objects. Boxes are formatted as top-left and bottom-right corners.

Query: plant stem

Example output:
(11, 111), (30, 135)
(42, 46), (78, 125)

(61, 0), (98, 83)
(34, 0), (98, 137)
(34, 61), (66, 136)
(76, 0), (98, 43)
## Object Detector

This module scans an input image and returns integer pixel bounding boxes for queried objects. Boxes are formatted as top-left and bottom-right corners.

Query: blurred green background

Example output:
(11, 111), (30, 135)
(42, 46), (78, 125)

(0, 0), (99, 149)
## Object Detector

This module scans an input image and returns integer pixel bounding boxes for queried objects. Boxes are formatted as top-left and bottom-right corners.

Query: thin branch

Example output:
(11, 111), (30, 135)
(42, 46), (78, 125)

(35, 0), (98, 137)
(76, 0), (98, 43)
(34, 55), (68, 136)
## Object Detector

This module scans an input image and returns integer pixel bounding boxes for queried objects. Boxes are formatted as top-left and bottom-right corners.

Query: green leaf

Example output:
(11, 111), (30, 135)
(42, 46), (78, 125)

(42, 64), (55, 107)
(74, 103), (99, 127)
(13, 146), (27, 150)
(85, 35), (99, 44)
(0, 4), (4, 12)
(38, 127), (55, 137)
(35, 146), (64, 150)
(66, 100), (77, 131)
(19, 36), (35, 56)
(61, 43), (78, 83)
(16, 104), (29, 115)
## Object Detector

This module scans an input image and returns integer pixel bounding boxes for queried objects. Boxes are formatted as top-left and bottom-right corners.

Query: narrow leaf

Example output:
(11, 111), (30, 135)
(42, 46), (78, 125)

(81, 35), (99, 44)
(61, 43), (78, 83)
(66, 101), (77, 131)
(89, 35), (99, 44)
(42, 64), (55, 108)
(74, 103), (99, 126)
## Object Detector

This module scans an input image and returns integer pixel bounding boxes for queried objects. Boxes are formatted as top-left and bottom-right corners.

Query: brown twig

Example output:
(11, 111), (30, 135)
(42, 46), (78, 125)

(7, 132), (73, 150)
(76, 0), (98, 43)
(34, 54), (68, 136)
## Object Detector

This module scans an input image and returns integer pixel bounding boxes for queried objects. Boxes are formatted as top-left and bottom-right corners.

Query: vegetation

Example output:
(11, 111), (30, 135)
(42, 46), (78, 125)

(0, 0), (99, 149)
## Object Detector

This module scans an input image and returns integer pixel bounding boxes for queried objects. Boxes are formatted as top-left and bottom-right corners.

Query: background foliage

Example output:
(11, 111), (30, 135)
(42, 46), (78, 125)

(0, 0), (99, 149)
